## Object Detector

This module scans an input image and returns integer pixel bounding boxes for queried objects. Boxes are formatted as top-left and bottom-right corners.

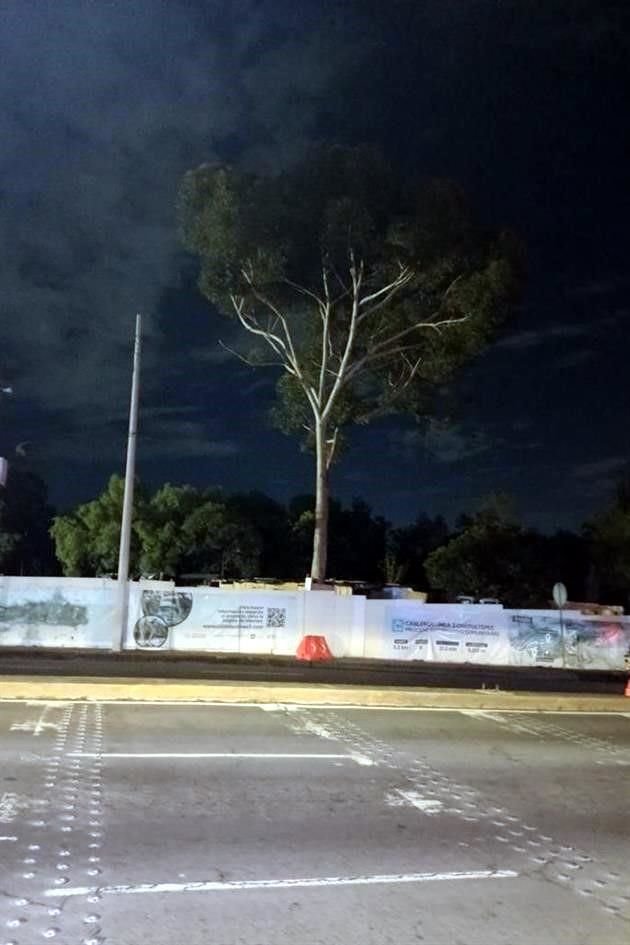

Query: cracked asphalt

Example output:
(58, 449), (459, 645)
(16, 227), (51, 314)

(1, 700), (629, 944)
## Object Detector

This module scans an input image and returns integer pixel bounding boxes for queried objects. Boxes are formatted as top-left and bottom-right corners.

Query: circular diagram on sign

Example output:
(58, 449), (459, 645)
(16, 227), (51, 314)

(134, 615), (169, 648)
(141, 591), (192, 626)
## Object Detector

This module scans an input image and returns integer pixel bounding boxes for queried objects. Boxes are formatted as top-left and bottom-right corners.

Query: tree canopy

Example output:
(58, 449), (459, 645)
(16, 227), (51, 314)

(0, 469), (591, 606)
(50, 474), (142, 577)
(424, 496), (589, 607)
(179, 146), (523, 579)
(50, 476), (261, 580)
(0, 467), (56, 575)
(584, 471), (630, 605)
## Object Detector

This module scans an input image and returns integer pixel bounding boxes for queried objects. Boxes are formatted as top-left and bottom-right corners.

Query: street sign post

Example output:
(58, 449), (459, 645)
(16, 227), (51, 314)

(553, 583), (567, 608)
(553, 582), (568, 666)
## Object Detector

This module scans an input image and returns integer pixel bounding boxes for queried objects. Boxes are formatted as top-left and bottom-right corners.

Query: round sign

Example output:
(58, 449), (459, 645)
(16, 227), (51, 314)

(553, 582), (568, 608)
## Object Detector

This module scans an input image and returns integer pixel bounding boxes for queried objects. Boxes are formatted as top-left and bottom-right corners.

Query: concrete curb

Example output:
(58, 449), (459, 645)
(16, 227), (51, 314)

(0, 675), (628, 711)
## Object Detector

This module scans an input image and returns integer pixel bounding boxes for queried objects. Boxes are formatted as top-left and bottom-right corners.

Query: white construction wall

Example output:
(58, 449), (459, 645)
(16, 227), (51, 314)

(0, 576), (120, 649)
(1, 576), (629, 670)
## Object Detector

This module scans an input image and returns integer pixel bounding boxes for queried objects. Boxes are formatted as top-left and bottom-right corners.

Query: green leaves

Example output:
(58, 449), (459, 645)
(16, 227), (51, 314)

(424, 497), (560, 607)
(50, 477), (261, 580)
(50, 475), (142, 577)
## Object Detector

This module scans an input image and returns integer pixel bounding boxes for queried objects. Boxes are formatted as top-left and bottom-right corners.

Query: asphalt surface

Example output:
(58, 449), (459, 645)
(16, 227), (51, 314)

(0, 647), (627, 692)
(1, 701), (629, 944)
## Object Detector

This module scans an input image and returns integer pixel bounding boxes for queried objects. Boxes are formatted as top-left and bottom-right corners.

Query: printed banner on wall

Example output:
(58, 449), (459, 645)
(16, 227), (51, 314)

(3, 575), (630, 668)
(379, 603), (510, 664)
(126, 587), (300, 654)
(507, 611), (564, 667)
(0, 578), (116, 648)
(125, 585), (188, 651)
(506, 610), (630, 670)
(566, 615), (630, 670)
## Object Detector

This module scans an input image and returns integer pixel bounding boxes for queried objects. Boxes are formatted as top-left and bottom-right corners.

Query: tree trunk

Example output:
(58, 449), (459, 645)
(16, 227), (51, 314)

(310, 422), (329, 581)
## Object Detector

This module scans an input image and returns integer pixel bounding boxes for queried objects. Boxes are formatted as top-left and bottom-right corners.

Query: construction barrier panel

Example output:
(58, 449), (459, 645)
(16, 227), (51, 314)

(1, 576), (630, 669)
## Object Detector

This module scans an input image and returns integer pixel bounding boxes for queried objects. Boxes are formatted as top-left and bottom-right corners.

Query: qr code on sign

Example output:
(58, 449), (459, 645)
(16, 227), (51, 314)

(266, 607), (286, 628)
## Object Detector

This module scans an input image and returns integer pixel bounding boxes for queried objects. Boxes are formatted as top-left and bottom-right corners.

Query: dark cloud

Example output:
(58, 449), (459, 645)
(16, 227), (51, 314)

(389, 420), (495, 464)
(572, 456), (627, 481)
(0, 0), (366, 457)
(552, 349), (595, 370)
(495, 322), (590, 351)
(1, 0), (628, 535)
(566, 277), (630, 299)
(494, 309), (628, 353)
(569, 455), (628, 503)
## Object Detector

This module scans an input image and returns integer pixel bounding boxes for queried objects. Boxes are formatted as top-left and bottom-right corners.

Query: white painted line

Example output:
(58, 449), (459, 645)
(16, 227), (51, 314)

(457, 708), (630, 718)
(0, 792), (29, 824)
(1, 698), (628, 716)
(47, 868), (519, 898)
(260, 704), (301, 713)
(0, 700), (72, 706)
(66, 751), (374, 766)
(386, 790), (443, 813)
(10, 720), (62, 734)
(10, 703), (62, 735)
(0, 835), (18, 842)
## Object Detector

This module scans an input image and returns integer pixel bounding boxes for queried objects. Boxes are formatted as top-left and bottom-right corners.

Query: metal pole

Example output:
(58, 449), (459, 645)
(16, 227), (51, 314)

(114, 313), (142, 651)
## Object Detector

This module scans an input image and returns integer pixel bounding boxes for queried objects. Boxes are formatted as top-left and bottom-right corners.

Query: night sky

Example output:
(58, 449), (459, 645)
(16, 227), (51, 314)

(1, 0), (629, 532)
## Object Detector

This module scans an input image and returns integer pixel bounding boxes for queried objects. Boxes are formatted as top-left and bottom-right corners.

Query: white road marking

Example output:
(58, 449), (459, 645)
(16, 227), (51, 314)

(0, 835), (18, 841)
(386, 790), (443, 813)
(0, 700), (71, 706)
(0, 792), (30, 823)
(10, 703), (62, 735)
(10, 720), (62, 734)
(278, 710), (339, 741)
(66, 751), (374, 765)
(260, 704), (301, 713)
(299, 719), (337, 739)
(47, 868), (519, 898)
(459, 709), (539, 735)
(1, 698), (628, 716)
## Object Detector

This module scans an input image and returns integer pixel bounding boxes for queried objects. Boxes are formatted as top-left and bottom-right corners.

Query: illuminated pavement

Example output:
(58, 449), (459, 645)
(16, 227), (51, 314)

(1, 700), (629, 944)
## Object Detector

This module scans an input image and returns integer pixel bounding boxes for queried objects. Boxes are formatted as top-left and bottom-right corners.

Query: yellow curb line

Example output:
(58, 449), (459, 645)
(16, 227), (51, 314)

(0, 676), (628, 712)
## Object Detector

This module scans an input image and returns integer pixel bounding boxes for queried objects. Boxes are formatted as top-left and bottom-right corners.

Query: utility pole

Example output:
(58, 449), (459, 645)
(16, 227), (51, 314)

(113, 314), (142, 651)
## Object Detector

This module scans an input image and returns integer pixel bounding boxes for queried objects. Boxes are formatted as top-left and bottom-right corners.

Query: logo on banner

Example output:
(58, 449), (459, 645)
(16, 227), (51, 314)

(392, 618), (424, 634)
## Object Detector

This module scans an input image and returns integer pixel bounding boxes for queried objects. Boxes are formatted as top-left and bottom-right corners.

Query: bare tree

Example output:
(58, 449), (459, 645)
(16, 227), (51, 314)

(226, 257), (470, 579)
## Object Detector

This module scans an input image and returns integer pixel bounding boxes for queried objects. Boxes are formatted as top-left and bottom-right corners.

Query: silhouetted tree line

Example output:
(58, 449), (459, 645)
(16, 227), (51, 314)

(3, 470), (630, 609)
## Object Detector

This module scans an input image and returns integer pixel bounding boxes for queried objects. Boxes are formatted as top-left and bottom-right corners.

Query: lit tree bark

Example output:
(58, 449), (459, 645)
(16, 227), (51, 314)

(226, 257), (468, 581)
(311, 419), (329, 581)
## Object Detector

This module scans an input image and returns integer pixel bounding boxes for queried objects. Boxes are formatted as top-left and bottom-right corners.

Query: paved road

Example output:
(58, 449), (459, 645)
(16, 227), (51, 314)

(1, 700), (629, 944)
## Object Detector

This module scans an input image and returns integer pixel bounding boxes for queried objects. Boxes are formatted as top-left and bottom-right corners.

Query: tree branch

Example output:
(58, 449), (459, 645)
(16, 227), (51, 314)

(345, 313), (470, 383)
(230, 294), (292, 369)
(354, 354), (424, 425)
(317, 266), (331, 407)
(240, 270), (301, 370)
(320, 255), (363, 421)
(218, 339), (282, 369)
(358, 273), (415, 325)
(325, 426), (339, 471)
(358, 265), (414, 318)
(282, 277), (324, 308)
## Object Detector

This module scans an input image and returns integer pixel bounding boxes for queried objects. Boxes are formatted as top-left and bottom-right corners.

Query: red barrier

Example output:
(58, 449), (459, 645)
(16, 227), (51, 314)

(296, 635), (333, 662)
